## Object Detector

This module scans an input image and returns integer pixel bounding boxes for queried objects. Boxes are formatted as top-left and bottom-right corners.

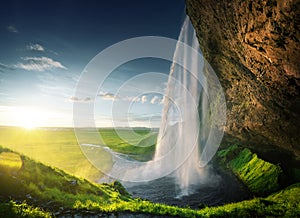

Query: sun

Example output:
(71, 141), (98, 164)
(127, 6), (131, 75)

(19, 118), (37, 130)
(14, 107), (45, 129)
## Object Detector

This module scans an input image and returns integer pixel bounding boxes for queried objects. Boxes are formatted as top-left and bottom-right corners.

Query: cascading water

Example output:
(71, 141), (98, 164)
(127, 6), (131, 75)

(77, 15), (226, 197)
(154, 16), (210, 196)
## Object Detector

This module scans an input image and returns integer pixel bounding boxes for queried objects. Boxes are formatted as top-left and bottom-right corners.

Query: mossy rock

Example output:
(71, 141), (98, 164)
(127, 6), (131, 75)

(112, 180), (131, 199)
(218, 146), (282, 195)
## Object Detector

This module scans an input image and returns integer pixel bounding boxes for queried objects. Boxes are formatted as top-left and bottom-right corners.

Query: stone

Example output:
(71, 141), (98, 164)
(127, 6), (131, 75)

(186, 0), (300, 157)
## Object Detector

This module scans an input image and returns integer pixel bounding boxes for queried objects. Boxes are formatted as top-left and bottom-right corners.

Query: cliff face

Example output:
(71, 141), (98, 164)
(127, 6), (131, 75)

(186, 0), (300, 157)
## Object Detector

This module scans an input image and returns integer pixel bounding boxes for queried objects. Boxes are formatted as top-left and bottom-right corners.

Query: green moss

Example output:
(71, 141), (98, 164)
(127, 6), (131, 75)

(218, 146), (282, 195)
(192, 183), (300, 217)
(0, 201), (51, 218)
(217, 144), (239, 159)
(112, 180), (132, 200)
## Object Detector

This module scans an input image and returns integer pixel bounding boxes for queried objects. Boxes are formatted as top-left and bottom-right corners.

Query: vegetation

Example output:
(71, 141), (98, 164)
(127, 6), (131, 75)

(0, 151), (23, 173)
(0, 126), (156, 181)
(196, 183), (300, 217)
(218, 145), (282, 195)
(0, 146), (128, 202)
(74, 183), (300, 217)
(0, 201), (51, 218)
(1, 144), (300, 217)
(0, 127), (299, 217)
(98, 128), (156, 161)
(0, 145), (202, 217)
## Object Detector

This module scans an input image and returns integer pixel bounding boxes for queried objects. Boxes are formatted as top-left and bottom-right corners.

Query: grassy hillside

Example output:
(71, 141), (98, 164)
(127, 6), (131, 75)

(0, 201), (51, 218)
(1, 144), (300, 217)
(0, 145), (132, 216)
(0, 145), (208, 217)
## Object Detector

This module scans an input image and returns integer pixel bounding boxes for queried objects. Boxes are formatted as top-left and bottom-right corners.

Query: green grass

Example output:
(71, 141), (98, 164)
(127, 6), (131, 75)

(0, 145), (132, 216)
(0, 144), (300, 217)
(0, 145), (129, 204)
(0, 145), (201, 217)
(218, 146), (282, 195)
(0, 126), (156, 181)
(0, 151), (23, 173)
(1, 126), (299, 217)
(196, 183), (300, 217)
(97, 128), (156, 161)
(69, 183), (300, 217)
(0, 201), (51, 218)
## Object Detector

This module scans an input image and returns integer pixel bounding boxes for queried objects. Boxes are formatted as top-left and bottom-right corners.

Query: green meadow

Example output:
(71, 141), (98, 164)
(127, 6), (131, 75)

(0, 126), (156, 182)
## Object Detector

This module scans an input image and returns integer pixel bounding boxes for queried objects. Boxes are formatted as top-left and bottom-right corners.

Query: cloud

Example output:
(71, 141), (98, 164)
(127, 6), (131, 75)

(98, 92), (143, 102)
(160, 96), (166, 104)
(0, 63), (14, 71)
(15, 56), (67, 71)
(25, 43), (59, 55)
(7, 25), (18, 33)
(26, 43), (45, 52)
(97, 92), (162, 105)
(141, 95), (147, 103)
(69, 96), (80, 102)
(98, 92), (119, 101)
(150, 95), (161, 104)
(123, 96), (141, 102)
(69, 96), (92, 102)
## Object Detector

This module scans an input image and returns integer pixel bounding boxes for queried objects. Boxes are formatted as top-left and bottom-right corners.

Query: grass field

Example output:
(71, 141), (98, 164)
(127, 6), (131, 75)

(0, 126), (157, 182)
(1, 145), (299, 217)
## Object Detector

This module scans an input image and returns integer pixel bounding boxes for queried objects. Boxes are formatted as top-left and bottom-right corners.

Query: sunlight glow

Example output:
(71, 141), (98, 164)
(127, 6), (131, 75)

(14, 107), (46, 129)
(0, 105), (72, 128)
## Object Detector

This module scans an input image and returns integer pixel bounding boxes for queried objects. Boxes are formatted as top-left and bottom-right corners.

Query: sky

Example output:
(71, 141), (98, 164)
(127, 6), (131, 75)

(0, 0), (186, 128)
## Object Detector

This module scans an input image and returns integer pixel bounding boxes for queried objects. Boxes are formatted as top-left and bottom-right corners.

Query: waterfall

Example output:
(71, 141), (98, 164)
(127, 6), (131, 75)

(153, 16), (209, 196)
(89, 16), (226, 196)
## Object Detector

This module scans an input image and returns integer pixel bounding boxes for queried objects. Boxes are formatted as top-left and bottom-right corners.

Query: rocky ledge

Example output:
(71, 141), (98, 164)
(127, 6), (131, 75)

(186, 0), (300, 157)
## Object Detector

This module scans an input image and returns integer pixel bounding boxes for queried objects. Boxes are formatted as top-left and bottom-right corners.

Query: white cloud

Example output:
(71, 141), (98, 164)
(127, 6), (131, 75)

(7, 25), (18, 33)
(132, 96), (141, 102)
(98, 92), (158, 105)
(15, 56), (67, 71)
(150, 95), (161, 104)
(26, 44), (45, 52)
(160, 96), (166, 104)
(69, 96), (92, 102)
(123, 96), (141, 102)
(98, 92), (143, 102)
(98, 92), (119, 101)
(141, 95), (147, 103)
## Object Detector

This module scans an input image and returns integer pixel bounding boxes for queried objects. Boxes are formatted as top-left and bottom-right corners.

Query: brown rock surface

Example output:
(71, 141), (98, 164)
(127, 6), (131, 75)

(186, 0), (300, 157)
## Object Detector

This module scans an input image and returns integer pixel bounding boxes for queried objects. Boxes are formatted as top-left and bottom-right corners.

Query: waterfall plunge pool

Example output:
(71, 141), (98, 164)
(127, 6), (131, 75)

(124, 164), (251, 209)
